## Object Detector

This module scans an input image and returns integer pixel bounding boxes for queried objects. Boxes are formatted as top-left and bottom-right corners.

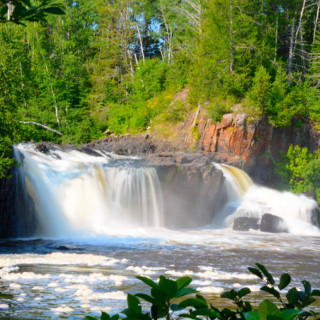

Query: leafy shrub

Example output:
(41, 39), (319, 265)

(274, 145), (320, 200)
(84, 264), (320, 320)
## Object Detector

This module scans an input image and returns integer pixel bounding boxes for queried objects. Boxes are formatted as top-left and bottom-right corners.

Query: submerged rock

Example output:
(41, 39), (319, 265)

(260, 213), (288, 233)
(233, 217), (259, 231)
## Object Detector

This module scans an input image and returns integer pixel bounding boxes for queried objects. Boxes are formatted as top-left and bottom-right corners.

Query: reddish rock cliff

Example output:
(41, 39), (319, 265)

(183, 107), (320, 185)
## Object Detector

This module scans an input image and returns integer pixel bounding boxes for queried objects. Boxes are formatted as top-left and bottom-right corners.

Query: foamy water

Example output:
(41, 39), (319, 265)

(0, 229), (320, 319)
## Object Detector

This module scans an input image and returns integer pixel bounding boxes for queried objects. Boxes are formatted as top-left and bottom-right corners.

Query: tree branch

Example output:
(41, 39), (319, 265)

(20, 121), (62, 135)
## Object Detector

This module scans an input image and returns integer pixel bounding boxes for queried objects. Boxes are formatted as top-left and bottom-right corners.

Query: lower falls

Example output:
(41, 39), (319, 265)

(2, 142), (319, 238)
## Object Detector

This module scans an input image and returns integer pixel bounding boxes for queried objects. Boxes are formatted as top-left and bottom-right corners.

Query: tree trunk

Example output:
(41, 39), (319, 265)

(7, 1), (14, 21)
(274, 17), (278, 62)
(35, 30), (60, 126)
(313, 1), (320, 45)
(229, 0), (234, 73)
(288, 18), (295, 86)
(19, 62), (27, 109)
(136, 24), (145, 63)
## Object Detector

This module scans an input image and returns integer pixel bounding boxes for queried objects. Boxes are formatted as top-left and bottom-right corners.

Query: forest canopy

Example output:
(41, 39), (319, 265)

(1, 0), (320, 175)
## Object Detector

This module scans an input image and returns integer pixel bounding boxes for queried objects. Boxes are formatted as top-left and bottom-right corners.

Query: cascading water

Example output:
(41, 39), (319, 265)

(14, 143), (163, 237)
(10, 143), (320, 238)
(216, 163), (320, 235)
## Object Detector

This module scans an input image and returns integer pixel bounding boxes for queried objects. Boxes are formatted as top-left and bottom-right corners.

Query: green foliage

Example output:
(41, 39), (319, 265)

(0, 0), (64, 24)
(2, 0), (320, 173)
(84, 264), (320, 320)
(245, 66), (272, 119)
(274, 145), (320, 200)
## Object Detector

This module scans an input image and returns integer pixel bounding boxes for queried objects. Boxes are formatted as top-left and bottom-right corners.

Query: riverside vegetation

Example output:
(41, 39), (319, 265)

(0, 263), (319, 320)
(83, 264), (320, 320)
(1, 2), (320, 189)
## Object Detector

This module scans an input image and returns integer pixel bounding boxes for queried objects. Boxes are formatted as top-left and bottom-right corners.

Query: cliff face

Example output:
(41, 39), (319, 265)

(183, 107), (320, 185)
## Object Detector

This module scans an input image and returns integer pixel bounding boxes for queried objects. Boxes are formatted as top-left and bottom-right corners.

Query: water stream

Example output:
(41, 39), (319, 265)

(0, 143), (319, 319)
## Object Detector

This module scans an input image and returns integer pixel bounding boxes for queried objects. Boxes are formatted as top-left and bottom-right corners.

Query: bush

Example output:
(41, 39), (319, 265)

(84, 264), (320, 320)
(274, 145), (320, 200)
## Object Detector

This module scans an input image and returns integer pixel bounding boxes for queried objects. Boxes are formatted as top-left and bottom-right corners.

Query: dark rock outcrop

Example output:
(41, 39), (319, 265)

(311, 207), (320, 227)
(233, 217), (259, 231)
(84, 134), (176, 156)
(144, 152), (227, 228)
(0, 166), (16, 238)
(260, 213), (288, 233)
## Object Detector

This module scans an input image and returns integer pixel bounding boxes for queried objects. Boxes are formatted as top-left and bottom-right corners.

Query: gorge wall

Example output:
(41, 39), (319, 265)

(183, 107), (320, 186)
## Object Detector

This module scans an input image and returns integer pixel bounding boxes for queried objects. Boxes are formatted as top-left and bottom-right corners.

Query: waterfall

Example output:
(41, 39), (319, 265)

(14, 143), (163, 237)
(10, 143), (320, 237)
(217, 164), (319, 234)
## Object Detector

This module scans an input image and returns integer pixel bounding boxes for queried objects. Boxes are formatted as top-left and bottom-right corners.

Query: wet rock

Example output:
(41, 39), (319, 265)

(79, 147), (102, 157)
(36, 142), (50, 153)
(260, 213), (288, 233)
(311, 207), (320, 227)
(233, 217), (259, 231)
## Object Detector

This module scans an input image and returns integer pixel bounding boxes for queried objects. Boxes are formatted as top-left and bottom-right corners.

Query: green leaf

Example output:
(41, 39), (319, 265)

(261, 286), (280, 299)
(256, 264), (275, 285)
(176, 276), (192, 290)
(244, 311), (260, 320)
(238, 287), (251, 298)
(20, 0), (32, 8)
(298, 291), (306, 302)
(279, 274), (291, 290)
(159, 276), (177, 299)
(279, 309), (302, 320)
(244, 301), (253, 312)
(137, 276), (159, 290)
(42, 6), (65, 15)
(179, 298), (208, 309)
(311, 289), (320, 296)
(151, 287), (166, 302)
(286, 288), (299, 304)
(301, 298), (316, 308)
(100, 311), (111, 320)
(302, 280), (311, 295)
(135, 293), (157, 305)
(127, 294), (141, 313)
(188, 308), (220, 318)
(258, 299), (280, 320)
(0, 5), (8, 18)
(176, 287), (197, 298)
(248, 267), (263, 279)
(111, 315), (119, 320)
(221, 289), (237, 300)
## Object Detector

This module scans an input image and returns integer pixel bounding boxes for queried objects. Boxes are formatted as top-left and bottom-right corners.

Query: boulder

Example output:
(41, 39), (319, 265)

(260, 213), (288, 233)
(233, 217), (259, 231)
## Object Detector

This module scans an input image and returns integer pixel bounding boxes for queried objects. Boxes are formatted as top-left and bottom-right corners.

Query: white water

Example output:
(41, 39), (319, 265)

(13, 143), (320, 237)
(216, 164), (319, 235)
(14, 143), (163, 237)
